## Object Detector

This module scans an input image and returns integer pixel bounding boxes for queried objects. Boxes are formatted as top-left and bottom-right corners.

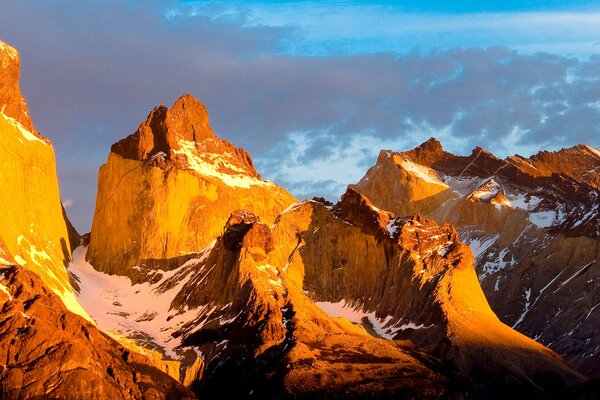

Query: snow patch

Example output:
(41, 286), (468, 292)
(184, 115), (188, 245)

(0, 106), (45, 145)
(315, 300), (397, 339)
(69, 245), (217, 358)
(467, 234), (499, 259)
(172, 139), (272, 188)
(512, 287), (532, 328)
(398, 158), (448, 188)
(386, 220), (399, 238)
(507, 193), (543, 212)
(529, 210), (556, 228)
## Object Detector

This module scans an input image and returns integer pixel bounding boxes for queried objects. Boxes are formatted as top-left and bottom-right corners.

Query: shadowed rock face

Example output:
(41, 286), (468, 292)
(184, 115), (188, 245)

(351, 138), (600, 377)
(87, 94), (296, 279)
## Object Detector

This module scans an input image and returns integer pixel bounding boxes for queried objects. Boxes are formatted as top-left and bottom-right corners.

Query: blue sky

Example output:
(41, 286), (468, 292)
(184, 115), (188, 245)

(1, 0), (600, 231)
(171, 1), (600, 57)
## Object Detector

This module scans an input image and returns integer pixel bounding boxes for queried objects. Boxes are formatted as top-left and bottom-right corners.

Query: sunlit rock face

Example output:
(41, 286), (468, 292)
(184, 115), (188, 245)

(0, 254), (194, 400)
(0, 41), (195, 399)
(352, 138), (600, 377)
(87, 94), (296, 281)
(0, 40), (87, 319)
(74, 189), (583, 398)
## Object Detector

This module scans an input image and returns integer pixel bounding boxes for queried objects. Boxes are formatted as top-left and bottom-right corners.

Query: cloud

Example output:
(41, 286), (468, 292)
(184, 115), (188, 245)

(1, 1), (600, 230)
(172, 2), (600, 57)
(62, 198), (74, 208)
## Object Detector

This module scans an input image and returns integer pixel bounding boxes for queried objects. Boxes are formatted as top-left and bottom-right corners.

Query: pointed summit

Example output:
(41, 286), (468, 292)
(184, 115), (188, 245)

(418, 137), (444, 153)
(0, 40), (39, 137)
(402, 137), (451, 166)
(88, 96), (296, 277)
(111, 93), (260, 179)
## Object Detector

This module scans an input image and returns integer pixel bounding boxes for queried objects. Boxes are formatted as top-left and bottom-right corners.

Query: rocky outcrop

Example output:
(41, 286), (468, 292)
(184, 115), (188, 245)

(0, 255), (194, 399)
(87, 95), (296, 280)
(72, 189), (584, 398)
(0, 40), (88, 319)
(0, 41), (38, 136)
(352, 138), (600, 377)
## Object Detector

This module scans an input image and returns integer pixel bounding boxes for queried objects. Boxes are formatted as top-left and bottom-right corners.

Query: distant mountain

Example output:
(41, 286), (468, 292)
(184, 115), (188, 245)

(352, 137), (600, 377)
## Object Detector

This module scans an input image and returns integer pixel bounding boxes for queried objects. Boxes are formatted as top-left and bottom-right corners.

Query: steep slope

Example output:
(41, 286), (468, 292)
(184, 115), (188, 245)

(87, 94), (296, 281)
(0, 245), (194, 399)
(0, 40), (87, 319)
(72, 189), (584, 398)
(352, 138), (600, 377)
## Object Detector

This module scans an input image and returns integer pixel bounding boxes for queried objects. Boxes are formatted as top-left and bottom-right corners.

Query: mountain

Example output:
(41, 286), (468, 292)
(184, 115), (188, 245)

(70, 188), (584, 398)
(0, 40), (194, 399)
(73, 96), (585, 397)
(351, 138), (600, 377)
(87, 94), (296, 282)
(0, 40), (87, 319)
(1, 39), (594, 398)
(0, 249), (193, 399)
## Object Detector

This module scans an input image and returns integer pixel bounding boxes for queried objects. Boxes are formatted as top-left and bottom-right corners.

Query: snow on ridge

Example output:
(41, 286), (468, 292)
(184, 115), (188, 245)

(0, 41), (18, 60)
(69, 245), (219, 359)
(584, 145), (600, 159)
(397, 157), (449, 188)
(0, 106), (46, 145)
(172, 139), (272, 189)
(0, 282), (13, 301)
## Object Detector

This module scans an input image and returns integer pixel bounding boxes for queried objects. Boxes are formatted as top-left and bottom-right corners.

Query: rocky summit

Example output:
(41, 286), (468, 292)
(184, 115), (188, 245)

(1, 38), (599, 399)
(352, 137), (600, 377)
(87, 94), (296, 282)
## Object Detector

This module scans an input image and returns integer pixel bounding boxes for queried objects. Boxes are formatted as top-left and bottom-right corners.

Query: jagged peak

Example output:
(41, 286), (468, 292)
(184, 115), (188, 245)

(469, 145), (497, 159)
(417, 137), (444, 153)
(399, 137), (452, 167)
(527, 143), (600, 161)
(110, 94), (263, 182)
(111, 94), (214, 160)
(0, 40), (38, 136)
(0, 41), (19, 61)
(333, 188), (393, 237)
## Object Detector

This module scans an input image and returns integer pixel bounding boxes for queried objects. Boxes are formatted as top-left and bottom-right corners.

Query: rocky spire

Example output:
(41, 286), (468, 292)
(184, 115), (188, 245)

(0, 41), (44, 140)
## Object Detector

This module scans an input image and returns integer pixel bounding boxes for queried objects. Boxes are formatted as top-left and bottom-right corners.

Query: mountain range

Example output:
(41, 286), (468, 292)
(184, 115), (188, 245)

(0, 40), (598, 399)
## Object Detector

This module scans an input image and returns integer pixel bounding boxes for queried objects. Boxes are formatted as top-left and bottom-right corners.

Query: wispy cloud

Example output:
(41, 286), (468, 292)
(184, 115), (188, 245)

(171, 2), (600, 57)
